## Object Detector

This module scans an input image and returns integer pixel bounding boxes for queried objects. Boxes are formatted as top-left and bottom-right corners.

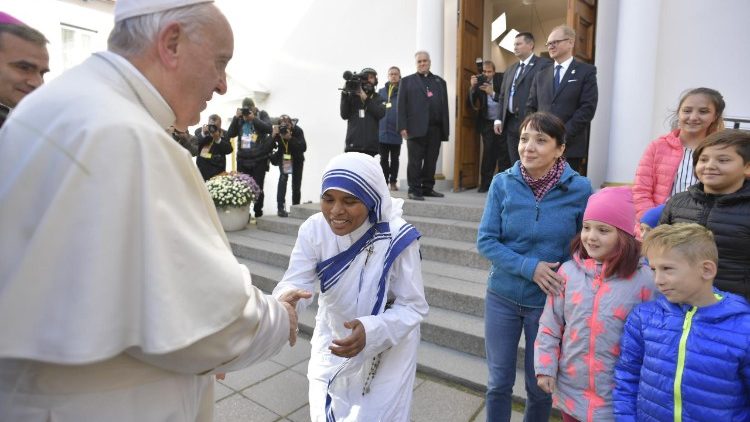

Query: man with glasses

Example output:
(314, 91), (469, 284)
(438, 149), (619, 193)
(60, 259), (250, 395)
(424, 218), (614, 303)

(493, 32), (551, 166)
(527, 24), (598, 175)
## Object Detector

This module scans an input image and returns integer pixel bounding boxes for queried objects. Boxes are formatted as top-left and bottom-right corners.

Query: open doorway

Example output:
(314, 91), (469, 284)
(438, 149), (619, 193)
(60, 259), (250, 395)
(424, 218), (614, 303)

(454, 0), (596, 190)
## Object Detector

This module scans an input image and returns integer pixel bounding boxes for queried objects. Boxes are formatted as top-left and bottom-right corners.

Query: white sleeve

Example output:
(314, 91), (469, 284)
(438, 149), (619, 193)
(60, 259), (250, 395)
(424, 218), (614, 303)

(357, 241), (429, 356)
(126, 265), (290, 375)
(272, 218), (318, 312)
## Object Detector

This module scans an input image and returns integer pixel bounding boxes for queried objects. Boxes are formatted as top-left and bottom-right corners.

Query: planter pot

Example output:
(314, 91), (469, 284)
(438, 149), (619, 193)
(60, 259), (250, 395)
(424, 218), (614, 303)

(216, 204), (250, 232)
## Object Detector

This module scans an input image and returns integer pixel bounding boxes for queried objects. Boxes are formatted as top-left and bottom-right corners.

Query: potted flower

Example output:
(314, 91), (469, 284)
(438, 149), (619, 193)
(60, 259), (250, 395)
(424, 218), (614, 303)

(206, 172), (261, 231)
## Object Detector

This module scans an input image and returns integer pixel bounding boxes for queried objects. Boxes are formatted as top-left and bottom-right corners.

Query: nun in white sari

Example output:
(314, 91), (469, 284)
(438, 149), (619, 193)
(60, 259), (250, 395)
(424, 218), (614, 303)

(273, 152), (428, 422)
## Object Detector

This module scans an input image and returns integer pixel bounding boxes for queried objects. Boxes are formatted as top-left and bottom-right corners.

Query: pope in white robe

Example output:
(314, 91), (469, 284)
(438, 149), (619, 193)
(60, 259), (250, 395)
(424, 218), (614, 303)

(0, 2), (298, 421)
(273, 153), (430, 422)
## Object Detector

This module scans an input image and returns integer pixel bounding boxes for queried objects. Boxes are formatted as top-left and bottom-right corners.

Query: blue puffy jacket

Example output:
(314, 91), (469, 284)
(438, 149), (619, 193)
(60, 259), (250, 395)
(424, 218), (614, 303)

(477, 161), (591, 307)
(613, 290), (750, 421)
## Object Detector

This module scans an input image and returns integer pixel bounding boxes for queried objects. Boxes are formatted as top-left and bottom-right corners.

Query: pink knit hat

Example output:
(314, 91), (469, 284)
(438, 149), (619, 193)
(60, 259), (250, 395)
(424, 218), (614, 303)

(582, 186), (636, 236)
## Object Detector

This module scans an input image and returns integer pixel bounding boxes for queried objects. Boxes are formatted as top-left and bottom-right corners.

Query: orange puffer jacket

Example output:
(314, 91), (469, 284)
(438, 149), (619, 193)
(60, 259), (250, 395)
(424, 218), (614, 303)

(632, 129), (683, 221)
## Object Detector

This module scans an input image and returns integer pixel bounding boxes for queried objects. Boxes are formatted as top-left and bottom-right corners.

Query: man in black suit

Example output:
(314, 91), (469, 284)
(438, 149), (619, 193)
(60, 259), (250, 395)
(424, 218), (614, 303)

(397, 51), (450, 201)
(493, 32), (551, 165)
(469, 60), (506, 192)
(527, 25), (598, 175)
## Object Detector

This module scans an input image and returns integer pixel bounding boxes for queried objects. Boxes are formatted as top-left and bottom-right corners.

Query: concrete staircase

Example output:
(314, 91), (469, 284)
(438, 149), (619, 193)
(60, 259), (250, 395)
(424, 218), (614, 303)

(227, 190), (536, 406)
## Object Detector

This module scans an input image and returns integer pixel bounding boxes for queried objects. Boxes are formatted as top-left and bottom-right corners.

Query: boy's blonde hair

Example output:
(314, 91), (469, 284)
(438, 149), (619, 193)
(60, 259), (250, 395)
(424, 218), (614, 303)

(642, 223), (718, 264)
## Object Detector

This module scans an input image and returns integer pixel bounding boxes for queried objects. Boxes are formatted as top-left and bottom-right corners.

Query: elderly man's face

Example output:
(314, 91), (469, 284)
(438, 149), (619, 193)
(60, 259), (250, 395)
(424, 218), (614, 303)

(173, 7), (233, 128)
(0, 32), (49, 108)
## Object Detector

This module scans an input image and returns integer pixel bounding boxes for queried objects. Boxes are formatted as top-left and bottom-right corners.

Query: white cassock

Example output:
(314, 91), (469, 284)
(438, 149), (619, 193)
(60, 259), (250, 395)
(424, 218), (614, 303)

(273, 153), (429, 422)
(0, 51), (290, 421)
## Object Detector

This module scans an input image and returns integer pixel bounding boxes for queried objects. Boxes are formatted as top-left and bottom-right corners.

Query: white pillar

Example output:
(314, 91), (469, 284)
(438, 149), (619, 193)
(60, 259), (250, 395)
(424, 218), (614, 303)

(605, 0), (661, 184)
(416, 0), (447, 180)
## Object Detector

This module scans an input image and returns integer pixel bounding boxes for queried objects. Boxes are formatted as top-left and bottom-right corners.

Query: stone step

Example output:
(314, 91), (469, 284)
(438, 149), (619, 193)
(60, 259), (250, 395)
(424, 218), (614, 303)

(290, 198), (486, 224)
(248, 216), (488, 270)
(231, 230), (489, 317)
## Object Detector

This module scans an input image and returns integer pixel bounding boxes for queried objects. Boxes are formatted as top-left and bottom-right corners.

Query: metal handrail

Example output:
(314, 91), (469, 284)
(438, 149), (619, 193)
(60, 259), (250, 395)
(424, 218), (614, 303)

(724, 116), (750, 129)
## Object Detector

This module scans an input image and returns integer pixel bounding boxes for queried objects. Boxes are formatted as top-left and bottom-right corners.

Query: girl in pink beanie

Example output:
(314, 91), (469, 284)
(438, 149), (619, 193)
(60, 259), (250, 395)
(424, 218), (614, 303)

(534, 187), (657, 421)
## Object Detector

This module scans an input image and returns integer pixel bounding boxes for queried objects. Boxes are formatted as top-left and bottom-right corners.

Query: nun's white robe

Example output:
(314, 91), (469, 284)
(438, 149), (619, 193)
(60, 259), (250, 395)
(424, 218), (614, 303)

(274, 209), (428, 422)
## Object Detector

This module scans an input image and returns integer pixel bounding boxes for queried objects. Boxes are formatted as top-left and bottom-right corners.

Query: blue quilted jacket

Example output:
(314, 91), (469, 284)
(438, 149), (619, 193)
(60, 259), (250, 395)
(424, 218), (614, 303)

(613, 290), (750, 421)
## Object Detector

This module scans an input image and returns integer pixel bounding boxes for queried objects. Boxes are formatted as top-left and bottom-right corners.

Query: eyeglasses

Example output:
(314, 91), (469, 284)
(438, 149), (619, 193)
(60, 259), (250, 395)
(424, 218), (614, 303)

(545, 38), (569, 48)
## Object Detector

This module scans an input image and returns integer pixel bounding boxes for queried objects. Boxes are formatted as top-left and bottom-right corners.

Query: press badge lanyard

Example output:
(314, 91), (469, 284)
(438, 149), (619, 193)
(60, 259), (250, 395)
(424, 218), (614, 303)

(385, 84), (395, 108)
(280, 136), (293, 174)
(359, 95), (369, 118)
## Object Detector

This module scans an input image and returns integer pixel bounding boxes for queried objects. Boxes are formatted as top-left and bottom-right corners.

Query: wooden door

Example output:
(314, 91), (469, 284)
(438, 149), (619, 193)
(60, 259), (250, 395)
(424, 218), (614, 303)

(567, 0), (596, 64)
(453, 0), (483, 191)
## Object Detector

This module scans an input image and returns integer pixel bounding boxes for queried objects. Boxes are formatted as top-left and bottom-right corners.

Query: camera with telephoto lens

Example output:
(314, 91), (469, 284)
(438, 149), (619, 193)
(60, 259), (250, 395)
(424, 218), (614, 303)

(341, 70), (375, 95)
(475, 57), (488, 86)
(207, 124), (219, 134)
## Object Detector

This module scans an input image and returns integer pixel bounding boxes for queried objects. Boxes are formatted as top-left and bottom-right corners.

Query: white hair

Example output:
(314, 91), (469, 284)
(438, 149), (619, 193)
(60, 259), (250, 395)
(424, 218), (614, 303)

(107, 3), (221, 57)
(414, 50), (430, 59)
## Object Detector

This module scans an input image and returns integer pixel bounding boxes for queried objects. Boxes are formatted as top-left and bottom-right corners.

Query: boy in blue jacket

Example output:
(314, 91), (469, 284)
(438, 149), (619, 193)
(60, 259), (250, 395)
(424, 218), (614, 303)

(613, 223), (750, 421)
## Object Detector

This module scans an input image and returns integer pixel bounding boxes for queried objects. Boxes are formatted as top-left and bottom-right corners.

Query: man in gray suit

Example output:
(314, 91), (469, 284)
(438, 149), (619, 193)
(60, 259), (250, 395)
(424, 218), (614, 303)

(493, 32), (551, 164)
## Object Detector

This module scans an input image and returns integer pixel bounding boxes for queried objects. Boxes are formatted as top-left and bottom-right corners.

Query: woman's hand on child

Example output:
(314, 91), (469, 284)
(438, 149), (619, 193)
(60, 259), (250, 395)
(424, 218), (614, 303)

(329, 319), (366, 358)
(532, 261), (563, 296)
(536, 375), (555, 394)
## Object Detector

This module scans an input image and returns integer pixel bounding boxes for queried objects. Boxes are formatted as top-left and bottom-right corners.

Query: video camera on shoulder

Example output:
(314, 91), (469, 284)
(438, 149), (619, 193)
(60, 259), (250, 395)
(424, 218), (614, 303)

(475, 57), (488, 86)
(341, 68), (377, 95)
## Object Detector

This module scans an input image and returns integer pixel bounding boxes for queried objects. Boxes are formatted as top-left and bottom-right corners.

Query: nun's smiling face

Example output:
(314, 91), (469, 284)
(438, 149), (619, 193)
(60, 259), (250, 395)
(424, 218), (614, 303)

(321, 189), (369, 236)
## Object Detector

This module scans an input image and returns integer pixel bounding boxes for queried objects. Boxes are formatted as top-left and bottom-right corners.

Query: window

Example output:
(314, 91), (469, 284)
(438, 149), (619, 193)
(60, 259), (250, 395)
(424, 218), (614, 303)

(61, 24), (97, 70)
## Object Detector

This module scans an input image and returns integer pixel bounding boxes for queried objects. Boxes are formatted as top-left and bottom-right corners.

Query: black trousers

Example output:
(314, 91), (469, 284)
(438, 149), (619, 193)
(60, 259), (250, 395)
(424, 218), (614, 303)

(406, 125), (442, 195)
(277, 159), (304, 209)
(502, 112), (522, 164)
(479, 119), (511, 189)
(237, 162), (266, 215)
(378, 143), (401, 184)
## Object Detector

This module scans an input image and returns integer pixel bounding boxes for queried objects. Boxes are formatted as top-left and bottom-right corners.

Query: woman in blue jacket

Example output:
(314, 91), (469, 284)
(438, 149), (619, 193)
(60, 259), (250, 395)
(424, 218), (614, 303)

(477, 112), (592, 421)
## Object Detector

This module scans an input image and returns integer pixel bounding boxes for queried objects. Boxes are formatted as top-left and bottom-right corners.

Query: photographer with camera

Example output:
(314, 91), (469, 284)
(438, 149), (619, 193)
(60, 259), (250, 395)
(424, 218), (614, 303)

(469, 59), (507, 192)
(227, 97), (273, 218)
(340, 67), (386, 156)
(271, 114), (306, 217)
(193, 114), (232, 181)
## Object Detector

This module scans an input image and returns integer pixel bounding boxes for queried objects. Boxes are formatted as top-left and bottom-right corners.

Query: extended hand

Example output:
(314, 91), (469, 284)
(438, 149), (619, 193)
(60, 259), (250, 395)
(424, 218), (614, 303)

(493, 122), (503, 135)
(400, 129), (408, 139)
(277, 288), (313, 308)
(532, 261), (563, 296)
(537, 375), (555, 394)
(329, 320), (366, 358)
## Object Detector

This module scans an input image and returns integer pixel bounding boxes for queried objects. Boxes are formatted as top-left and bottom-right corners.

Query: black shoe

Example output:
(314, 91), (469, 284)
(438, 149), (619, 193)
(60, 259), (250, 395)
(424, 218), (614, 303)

(423, 189), (444, 198)
(477, 186), (488, 193)
(254, 211), (263, 218)
(277, 209), (289, 217)
(408, 192), (425, 201)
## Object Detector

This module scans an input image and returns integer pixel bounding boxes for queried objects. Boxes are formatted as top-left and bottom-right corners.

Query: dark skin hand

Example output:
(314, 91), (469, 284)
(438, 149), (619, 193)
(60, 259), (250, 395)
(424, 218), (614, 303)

(329, 319), (366, 358)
